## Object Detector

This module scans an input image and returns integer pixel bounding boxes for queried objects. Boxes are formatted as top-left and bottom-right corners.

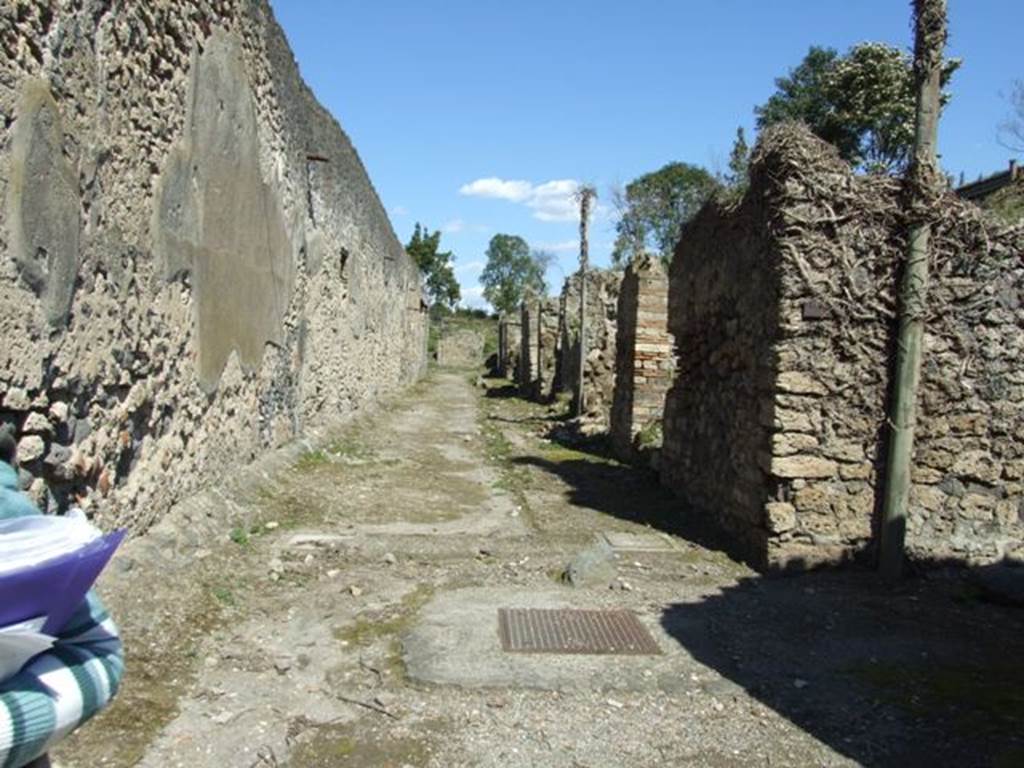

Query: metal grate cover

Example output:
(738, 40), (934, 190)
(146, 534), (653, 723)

(498, 608), (662, 655)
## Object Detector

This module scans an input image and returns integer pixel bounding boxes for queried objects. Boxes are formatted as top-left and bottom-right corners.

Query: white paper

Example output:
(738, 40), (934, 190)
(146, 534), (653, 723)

(0, 617), (56, 682)
(0, 514), (101, 576)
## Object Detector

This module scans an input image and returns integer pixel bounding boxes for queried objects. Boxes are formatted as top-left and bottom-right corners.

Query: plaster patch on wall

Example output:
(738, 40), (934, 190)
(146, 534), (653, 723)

(153, 30), (294, 391)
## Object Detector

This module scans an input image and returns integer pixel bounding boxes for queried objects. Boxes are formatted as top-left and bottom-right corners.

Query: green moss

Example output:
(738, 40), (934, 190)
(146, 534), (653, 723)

(289, 721), (435, 767)
(333, 585), (435, 649)
(635, 419), (663, 449)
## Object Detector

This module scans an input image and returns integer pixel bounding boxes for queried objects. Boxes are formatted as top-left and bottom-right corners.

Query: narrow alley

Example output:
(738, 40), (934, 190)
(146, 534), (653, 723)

(54, 370), (1024, 768)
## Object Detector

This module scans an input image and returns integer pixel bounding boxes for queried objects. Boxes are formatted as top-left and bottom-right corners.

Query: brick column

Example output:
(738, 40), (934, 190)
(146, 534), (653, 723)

(610, 256), (674, 461)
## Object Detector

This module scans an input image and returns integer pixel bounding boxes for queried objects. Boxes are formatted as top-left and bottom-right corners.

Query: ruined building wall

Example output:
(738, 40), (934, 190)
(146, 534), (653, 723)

(662, 126), (1024, 569)
(610, 256), (673, 461)
(556, 269), (620, 419)
(518, 299), (539, 395)
(497, 314), (520, 379)
(536, 297), (560, 401)
(436, 328), (484, 369)
(0, 2), (427, 530)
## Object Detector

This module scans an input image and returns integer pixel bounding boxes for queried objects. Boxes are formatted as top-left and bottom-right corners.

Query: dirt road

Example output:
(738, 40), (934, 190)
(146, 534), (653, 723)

(56, 370), (1024, 767)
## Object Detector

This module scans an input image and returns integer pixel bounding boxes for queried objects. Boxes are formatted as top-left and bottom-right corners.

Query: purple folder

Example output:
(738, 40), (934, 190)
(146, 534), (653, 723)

(0, 529), (125, 635)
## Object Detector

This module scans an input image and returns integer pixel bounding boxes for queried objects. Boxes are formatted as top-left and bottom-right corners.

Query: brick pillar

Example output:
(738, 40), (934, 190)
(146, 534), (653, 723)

(610, 256), (674, 461)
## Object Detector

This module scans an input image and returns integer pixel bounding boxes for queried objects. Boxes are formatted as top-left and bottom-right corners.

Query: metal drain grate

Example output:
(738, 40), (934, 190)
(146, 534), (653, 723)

(497, 608), (661, 655)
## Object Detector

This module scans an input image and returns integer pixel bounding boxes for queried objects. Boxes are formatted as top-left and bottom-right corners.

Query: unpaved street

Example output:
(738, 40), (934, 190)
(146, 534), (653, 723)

(56, 370), (1024, 767)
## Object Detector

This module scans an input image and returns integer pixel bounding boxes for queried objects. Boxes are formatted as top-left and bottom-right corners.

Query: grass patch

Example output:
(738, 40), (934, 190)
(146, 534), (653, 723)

(228, 526), (250, 546)
(334, 585), (435, 649)
(210, 584), (237, 606)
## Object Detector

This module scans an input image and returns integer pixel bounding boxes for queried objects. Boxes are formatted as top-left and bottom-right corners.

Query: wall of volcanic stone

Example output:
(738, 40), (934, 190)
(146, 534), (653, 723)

(661, 125), (1024, 569)
(0, 1), (427, 531)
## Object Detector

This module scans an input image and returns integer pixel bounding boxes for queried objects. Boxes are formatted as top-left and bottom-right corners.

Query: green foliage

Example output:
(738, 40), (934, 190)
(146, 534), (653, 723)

(480, 234), (548, 315)
(756, 43), (959, 173)
(406, 223), (460, 310)
(611, 162), (720, 265)
(725, 126), (751, 192)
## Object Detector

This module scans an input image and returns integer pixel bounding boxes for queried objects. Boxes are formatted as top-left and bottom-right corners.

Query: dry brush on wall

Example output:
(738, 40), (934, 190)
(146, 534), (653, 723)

(661, 124), (1024, 569)
(0, 1), (427, 530)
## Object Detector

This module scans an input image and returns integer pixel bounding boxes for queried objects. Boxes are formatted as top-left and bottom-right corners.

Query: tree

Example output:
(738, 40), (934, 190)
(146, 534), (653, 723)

(480, 234), (547, 316)
(611, 162), (720, 265)
(575, 185), (597, 416)
(880, 0), (948, 582)
(406, 224), (460, 311)
(726, 126), (751, 190)
(756, 43), (959, 173)
(998, 79), (1024, 152)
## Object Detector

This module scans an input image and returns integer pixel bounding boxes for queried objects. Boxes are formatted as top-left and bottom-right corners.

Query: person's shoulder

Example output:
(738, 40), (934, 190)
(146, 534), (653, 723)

(0, 463), (41, 520)
(0, 488), (40, 520)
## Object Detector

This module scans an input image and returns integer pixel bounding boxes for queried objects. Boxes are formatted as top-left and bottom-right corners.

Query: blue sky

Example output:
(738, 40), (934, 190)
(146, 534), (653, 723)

(270, 1), (1023, 309)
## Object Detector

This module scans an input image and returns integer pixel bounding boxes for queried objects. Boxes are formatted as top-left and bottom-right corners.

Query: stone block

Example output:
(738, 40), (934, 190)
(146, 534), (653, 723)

(764, 502), (796, 533)
(772, 432), (818, 456)
(773, 408), (815, 433)
(2, 388), (32, 411)
(776, 371), (826, 396)
(17, 435), (46, 463)
(911, 485), (945, 513)
(840, 462), (873, 481)
(22, 412), (53, 435)
(952, 450), (1001, 485)
(771, 455), (838, 479)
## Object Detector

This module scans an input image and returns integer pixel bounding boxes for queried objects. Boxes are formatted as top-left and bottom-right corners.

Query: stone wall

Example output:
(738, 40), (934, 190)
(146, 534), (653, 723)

(610, 256), (673, 461)
(537, 297), (560, 401)
(517, 296), (559, 400)
(437, 328), (484, 369)
(661, 126), (1024, 569)
(518, 299), (539, 395)
(497, 314), (521, 379)
(556, 269), (620, 419)
(0, 2), (427, 530)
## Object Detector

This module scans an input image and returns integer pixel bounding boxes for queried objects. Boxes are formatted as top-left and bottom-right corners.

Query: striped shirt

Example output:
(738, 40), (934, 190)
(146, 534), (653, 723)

(1, 463), (124, 768)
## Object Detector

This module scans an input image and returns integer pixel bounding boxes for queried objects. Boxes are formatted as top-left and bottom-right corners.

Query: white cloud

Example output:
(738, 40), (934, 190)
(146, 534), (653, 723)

(455, 259), (485, 275)
(459, 176), (584, 222)
(443, 218), (466, 234)
(459, 178), (533, 202)
(391, 205), (409, 217)
(459, 284), (490, 310)
(527, 179), (580, 222)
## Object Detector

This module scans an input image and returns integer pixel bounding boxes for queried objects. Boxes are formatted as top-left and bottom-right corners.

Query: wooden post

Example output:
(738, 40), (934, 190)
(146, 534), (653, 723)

(879, 0), (947, 582)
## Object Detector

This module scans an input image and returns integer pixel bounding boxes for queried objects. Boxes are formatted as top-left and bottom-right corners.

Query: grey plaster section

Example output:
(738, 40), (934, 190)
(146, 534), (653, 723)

(402, 586), (697, 693)
(7, 79), (81, 327)
(152, 31), (295, 391)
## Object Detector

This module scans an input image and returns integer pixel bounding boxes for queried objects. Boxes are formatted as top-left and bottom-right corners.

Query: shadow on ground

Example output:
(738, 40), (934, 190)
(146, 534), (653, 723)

(512, 454), (742, 560)
(661, 570), (1024, 767)
(511, 418), (1024, 767)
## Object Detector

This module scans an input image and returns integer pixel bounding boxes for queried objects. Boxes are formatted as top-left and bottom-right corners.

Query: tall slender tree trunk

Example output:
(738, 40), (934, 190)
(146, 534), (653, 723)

(879, 0), (947, 582)
(576, 187), (596, 417)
